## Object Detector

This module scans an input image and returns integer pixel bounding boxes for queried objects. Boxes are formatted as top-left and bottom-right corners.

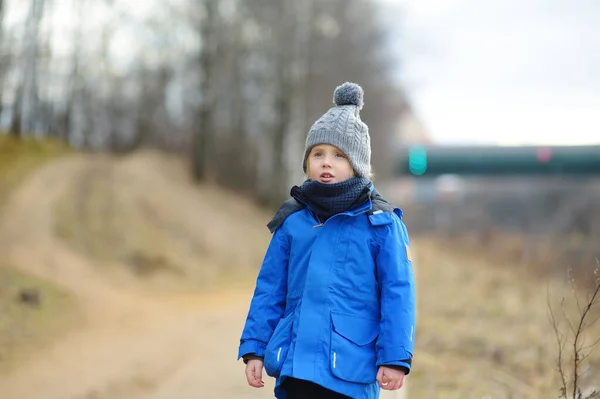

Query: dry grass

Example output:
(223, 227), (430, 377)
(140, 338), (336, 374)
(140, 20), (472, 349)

(409, 236), (600, 398)
(0, 135), (70, 210)
(0, 265), (77, 373)
(0, 136), (76, 372)
(436, 230), (599, 285)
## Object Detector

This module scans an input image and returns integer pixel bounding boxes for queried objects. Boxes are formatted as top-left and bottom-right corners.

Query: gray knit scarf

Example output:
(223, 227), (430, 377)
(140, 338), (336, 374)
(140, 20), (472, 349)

(290, 177), (372, 222)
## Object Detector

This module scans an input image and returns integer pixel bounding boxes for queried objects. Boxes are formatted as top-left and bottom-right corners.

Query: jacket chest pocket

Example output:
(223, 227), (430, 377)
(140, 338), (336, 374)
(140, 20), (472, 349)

(330, 312), (379, 384)
(264, 313), (294, 378)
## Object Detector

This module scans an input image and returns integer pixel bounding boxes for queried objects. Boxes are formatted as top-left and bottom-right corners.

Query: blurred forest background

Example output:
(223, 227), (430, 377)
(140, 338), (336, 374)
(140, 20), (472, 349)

(0, 0), (407, 206)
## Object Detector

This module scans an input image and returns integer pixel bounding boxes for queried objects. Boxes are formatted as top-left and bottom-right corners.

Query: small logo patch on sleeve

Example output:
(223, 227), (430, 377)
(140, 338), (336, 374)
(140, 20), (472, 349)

(406, 244), (412, 261)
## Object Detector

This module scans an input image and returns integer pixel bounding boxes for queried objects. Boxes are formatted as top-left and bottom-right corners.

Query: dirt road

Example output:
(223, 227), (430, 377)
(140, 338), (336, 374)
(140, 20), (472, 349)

(0, 155), (406, 399)
(0, 287), (279, 399)
(0, 288), (405, 399)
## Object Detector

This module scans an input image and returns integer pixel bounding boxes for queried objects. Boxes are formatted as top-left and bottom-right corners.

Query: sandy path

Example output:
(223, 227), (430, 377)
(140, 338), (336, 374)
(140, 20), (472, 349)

(0, 155), (406, 399)
(0, 288), (275, 399)
(0, 288), (404, 399)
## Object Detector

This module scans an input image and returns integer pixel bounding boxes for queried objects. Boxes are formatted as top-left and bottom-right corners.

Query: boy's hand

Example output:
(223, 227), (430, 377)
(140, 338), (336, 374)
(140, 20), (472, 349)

(376, 366), (405, 391)
(245, 359), (265, 388)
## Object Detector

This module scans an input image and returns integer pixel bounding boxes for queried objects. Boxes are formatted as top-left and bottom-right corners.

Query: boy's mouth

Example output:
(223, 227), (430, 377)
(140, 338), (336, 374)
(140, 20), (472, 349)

(319, 173), (334, 182)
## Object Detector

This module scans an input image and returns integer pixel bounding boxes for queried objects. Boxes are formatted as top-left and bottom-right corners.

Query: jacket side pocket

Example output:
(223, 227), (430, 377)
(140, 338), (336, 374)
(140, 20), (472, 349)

(264, 312), (294, 378)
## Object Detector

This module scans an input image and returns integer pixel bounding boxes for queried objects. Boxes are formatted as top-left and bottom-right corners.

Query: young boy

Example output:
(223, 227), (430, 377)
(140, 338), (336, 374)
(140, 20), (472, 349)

(238, 82), (416, 399)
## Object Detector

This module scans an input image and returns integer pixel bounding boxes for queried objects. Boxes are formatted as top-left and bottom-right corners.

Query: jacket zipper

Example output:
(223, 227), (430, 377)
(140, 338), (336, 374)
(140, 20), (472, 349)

(294, 186), (375, 228)
(312, 205), (371, 228)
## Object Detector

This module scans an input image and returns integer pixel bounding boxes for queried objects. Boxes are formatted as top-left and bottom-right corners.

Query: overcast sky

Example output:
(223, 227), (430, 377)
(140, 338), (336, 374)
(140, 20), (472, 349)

(379, 0), (600, 146)
(6, 0), (599, 147)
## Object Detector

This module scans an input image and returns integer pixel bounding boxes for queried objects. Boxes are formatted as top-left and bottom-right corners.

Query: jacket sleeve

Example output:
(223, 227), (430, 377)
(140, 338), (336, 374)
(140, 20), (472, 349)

(238, 225), (290, 360)
(375, 214), (416, 374)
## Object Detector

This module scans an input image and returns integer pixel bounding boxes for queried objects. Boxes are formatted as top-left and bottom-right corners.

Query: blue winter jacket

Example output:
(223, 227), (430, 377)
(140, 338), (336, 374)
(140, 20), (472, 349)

(238, 188), (416, 399)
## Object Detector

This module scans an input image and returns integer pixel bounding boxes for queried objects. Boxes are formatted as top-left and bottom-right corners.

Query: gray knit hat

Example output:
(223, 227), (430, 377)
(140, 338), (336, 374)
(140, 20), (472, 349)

(302, 82), (371, 178)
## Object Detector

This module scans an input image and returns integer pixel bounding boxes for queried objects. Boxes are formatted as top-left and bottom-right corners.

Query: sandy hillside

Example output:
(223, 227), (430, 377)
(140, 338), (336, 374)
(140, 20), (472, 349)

(0, 151), (597, 399)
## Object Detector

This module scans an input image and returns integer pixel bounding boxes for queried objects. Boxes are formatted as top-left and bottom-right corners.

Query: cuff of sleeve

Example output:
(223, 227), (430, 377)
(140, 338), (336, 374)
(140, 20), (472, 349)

(380, 361), (412, 375)
(242, 354), (264, 364)
(377, 346), (413, 372)
(238, 340), (267, 360)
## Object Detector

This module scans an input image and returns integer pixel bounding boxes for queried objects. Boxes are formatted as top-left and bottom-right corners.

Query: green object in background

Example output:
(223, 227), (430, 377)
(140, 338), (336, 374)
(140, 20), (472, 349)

(408, 145), (428, 175)
(398, 145), (600, 176)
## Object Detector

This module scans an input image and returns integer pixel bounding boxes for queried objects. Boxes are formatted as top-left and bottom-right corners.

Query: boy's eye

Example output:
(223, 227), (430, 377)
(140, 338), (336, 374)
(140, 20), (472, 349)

(313, 151), (323, 157)
(335, 153), (346, 158)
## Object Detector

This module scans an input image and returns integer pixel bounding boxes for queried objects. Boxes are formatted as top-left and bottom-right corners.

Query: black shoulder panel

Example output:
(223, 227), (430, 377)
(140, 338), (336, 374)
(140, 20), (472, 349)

(266, 198), (305, 233)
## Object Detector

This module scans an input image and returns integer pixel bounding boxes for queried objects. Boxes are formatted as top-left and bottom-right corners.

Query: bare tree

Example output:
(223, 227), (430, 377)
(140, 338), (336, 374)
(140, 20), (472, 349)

(20, 0), (46, 135)
(266, 0), (295, 206)
(192, 0), (220, 182)
(0, 0), (7, 119)
(288, 0), (315, 184)
(548, 263), (600, 399)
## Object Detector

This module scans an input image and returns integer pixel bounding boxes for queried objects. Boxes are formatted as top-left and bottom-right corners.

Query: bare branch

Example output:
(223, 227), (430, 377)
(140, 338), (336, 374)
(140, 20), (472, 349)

(548, 268), (600, 399)
(548, 283), (569, 397)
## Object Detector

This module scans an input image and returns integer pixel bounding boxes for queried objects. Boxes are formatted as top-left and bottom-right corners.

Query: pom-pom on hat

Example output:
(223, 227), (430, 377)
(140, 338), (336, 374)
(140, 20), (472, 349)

(302, 82), (371, 178)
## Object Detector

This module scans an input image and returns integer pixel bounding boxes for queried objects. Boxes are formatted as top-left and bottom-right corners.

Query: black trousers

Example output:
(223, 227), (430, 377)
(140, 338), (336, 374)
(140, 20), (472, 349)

(283, 377), (351, 399)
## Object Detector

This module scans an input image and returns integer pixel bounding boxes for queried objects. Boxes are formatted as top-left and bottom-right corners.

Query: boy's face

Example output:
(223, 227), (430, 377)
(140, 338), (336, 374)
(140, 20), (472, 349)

(307, 144), (355, 184)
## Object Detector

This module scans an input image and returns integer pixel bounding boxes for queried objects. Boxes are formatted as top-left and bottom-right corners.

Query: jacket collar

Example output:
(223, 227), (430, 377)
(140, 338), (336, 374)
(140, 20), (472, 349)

(266, 186), (394, 233)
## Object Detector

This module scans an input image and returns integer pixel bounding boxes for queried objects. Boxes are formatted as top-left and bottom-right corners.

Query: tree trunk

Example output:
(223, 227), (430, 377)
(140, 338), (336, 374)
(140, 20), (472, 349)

(193, 0), (219, 182)
(289, 0), (314, 184)
(20, 0), (46, 135)
(64, 0), (84, 145)
(267, 0), (296, 206)
(0, 0), (6, 120)
(9, 86), (22, 137)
